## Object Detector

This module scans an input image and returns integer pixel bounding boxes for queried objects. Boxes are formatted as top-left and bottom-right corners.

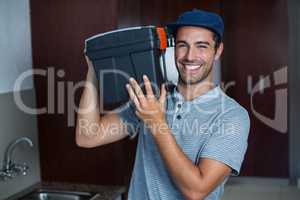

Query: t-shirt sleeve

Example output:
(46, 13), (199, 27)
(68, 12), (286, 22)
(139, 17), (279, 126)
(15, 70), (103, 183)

(199, 107), (250, 176)
(115, 101), (140, 138)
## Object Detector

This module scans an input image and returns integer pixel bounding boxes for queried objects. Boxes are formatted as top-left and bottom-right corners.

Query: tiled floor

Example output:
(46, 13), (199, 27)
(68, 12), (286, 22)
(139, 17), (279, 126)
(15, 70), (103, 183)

(221, 177), (300, 200)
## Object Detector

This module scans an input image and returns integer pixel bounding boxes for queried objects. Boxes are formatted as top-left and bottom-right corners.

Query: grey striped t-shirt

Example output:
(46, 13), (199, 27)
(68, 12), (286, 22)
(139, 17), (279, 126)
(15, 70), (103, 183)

(118, 86), (250, 200)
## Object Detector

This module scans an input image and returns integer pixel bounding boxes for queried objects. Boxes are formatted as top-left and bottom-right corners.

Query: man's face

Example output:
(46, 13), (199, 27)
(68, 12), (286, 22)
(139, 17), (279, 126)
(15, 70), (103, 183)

(175, 26), (222, 85)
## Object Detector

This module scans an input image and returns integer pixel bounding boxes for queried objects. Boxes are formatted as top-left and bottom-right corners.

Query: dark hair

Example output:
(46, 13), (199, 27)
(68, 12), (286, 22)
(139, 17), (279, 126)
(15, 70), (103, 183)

(212, 32), (222, 50)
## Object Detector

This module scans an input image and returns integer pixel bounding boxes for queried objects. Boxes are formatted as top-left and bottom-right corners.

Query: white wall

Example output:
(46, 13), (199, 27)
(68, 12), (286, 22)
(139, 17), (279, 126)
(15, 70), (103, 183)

(0, 0), (33, 93)
(0, 0), (40, 198)
(0, 90), (40, 199)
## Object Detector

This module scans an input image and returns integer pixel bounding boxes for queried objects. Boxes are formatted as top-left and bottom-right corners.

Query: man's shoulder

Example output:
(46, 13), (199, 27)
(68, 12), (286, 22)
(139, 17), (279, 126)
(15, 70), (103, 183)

(217, 89), (250, 123)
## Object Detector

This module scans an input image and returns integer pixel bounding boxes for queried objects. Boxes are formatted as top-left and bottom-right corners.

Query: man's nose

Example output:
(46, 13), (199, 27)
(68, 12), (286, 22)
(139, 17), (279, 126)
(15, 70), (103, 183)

(185, 47), (197, 61)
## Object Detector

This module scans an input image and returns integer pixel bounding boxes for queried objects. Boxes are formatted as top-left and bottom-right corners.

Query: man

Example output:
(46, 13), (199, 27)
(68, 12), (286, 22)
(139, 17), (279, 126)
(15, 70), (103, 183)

(76, 9), (250, 200)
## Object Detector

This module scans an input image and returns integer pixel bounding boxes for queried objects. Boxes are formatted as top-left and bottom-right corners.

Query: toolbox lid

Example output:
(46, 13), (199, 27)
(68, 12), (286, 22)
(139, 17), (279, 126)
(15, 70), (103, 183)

(85, 26), (159, 53)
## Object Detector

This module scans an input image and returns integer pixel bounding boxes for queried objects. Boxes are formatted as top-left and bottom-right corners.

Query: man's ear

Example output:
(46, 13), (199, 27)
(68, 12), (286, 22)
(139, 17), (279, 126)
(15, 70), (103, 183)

(214, 42), (224, 61)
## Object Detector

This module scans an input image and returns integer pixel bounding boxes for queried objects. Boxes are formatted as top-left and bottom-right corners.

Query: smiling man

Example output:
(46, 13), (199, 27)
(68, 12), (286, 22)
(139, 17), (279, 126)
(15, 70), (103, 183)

(175, 26), (219, 85)
(76, 9), (250, 200)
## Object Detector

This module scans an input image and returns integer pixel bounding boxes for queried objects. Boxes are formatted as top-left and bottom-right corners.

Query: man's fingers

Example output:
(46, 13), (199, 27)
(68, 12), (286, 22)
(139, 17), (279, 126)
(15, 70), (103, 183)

(159, 84), (166, 105)
(129, 77), (147, 104)
(143, 75), (155, 98)
(135, 110), (142, 119)
(126, 84), (142, 111)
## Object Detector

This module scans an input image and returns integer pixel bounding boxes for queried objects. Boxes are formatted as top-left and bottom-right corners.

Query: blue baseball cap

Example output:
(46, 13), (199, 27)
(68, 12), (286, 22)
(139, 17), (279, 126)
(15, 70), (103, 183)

(167, 9), (224, 39)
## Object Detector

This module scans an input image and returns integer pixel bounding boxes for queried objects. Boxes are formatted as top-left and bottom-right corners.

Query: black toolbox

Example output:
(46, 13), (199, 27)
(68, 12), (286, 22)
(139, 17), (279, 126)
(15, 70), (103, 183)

(85, 26), (170, 105)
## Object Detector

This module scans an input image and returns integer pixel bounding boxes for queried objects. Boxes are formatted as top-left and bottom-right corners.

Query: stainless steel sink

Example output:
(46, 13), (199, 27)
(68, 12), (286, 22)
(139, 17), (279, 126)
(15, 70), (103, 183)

(19, 189), (97, 200)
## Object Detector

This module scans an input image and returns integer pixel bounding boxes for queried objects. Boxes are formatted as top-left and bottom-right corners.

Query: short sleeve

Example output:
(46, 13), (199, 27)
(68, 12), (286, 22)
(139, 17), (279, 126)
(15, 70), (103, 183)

(115, 101), (140, 138)
(199, 107), (250, 176)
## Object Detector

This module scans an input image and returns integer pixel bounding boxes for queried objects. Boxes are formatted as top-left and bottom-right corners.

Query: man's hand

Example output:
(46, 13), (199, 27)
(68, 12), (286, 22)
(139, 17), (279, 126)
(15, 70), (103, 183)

(126, 75), (167, 131)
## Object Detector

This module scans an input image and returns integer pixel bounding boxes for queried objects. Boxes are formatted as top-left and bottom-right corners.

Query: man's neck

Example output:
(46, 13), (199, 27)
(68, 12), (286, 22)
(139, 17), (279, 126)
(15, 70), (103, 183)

(177, 81), (215, 101)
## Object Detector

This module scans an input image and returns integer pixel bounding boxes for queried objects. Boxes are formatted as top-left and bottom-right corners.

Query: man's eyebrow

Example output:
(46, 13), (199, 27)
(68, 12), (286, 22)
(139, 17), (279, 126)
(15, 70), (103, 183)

(175, 40), (187, 45)
(195, 41), (212, 46)
(175, 40), (212, 46)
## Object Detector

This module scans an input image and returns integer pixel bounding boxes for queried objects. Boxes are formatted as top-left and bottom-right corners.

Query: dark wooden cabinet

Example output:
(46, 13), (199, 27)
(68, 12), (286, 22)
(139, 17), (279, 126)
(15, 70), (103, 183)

(222, 0), (289, 177)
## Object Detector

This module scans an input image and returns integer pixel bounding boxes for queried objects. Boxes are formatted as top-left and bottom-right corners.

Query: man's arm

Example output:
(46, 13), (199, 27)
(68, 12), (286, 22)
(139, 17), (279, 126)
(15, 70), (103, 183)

(75, 56), (128, 148)
(126, 76), (231, 200)
(150, 127), (231, 200)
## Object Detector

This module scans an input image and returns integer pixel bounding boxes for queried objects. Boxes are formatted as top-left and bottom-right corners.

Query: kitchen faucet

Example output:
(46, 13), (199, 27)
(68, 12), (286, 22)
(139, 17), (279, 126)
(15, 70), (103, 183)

(0, 137), (33, 181)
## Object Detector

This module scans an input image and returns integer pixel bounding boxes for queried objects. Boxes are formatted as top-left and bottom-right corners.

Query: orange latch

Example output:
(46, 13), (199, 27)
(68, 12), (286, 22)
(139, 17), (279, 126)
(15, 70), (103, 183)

(156, 27), (168, 50)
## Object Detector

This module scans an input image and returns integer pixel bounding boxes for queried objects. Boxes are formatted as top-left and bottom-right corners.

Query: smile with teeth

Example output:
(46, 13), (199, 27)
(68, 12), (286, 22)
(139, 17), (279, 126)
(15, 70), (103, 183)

(185, 65), (201, 70)
(183, 64), (202, 74)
